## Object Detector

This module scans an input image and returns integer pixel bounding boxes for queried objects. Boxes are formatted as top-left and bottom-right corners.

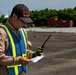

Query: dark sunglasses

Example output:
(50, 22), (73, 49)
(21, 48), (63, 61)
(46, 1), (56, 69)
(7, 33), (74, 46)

(20, 19), (25, 24)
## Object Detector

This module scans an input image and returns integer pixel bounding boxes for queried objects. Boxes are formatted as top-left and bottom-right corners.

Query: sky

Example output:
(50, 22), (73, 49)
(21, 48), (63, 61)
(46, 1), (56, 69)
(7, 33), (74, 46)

(0, 0), (76, 15)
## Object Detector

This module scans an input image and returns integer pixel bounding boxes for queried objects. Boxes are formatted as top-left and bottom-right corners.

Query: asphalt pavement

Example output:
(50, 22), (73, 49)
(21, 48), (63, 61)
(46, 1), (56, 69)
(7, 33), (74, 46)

(24, 28), (76, 75)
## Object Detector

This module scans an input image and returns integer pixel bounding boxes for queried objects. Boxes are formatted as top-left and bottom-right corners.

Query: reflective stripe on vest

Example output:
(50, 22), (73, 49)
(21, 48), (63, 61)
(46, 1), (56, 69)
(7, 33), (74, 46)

(1, 25), (27, 75)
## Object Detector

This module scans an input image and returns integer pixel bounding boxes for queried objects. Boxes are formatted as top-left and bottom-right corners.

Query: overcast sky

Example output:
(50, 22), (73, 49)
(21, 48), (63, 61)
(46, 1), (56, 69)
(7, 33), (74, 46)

(0, 0), (76, 15)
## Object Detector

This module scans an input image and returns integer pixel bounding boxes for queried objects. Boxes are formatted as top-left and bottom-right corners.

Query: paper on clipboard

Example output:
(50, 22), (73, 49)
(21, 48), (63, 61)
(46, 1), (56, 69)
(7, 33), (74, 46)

(30, 55), (44, 63)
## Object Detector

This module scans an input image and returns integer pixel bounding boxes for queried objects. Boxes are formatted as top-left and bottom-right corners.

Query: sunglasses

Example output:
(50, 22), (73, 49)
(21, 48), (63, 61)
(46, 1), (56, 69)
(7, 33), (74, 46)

(20, 19), (25, 24)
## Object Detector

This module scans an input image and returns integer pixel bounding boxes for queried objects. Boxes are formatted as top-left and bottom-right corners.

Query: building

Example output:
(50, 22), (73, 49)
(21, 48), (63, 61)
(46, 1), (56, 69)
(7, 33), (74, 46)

(47, 17), (73, 27)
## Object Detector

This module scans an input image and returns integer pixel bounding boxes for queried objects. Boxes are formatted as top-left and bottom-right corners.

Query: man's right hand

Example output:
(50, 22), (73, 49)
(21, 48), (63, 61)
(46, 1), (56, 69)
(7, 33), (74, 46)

(19, 57), (30, 65)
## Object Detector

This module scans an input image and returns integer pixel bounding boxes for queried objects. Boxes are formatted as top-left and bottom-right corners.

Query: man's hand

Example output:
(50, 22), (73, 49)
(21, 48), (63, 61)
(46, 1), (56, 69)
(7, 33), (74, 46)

(19, 57), (30, 65)
(27, 49), (34, 54)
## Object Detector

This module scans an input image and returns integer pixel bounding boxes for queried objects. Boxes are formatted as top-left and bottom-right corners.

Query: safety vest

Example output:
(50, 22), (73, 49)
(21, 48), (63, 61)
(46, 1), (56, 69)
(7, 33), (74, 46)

(1, 25), (27, 75)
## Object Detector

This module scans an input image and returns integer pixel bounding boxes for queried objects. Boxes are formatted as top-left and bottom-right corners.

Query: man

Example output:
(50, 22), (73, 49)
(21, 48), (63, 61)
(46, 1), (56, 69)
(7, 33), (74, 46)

(0, 4), (43, 75)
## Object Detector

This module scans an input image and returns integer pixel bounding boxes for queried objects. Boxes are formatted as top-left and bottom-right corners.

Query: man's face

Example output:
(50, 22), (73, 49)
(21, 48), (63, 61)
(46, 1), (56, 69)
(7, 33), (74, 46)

(11, 14), (26, 30)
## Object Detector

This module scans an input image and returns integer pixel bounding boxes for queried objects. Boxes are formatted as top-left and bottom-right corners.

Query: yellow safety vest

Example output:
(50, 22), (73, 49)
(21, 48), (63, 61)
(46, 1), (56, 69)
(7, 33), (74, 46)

(1, 25), (27, 75)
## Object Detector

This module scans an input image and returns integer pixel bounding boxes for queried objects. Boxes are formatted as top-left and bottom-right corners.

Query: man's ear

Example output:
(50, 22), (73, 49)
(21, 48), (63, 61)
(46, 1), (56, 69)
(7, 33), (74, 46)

(12, 14), (18, 20)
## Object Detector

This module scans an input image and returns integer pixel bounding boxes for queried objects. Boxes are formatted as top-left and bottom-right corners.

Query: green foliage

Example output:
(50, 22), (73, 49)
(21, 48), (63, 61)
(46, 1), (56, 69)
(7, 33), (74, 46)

(0, 6), (76, 26)
(30, 7), (76, 27)
(0, 15), (9, 24)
